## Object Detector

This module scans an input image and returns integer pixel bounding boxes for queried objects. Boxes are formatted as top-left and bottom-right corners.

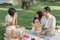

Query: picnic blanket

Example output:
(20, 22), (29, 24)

(49, 30), (60, 40)
(4, 27), (60, 40)
(25, 30), (60, 40)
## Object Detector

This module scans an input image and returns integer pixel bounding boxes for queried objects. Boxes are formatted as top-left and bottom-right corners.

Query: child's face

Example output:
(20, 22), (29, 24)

(35, 14), (39, 18)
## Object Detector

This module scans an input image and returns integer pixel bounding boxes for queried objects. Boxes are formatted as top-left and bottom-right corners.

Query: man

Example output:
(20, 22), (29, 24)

(41, 7), (56, 37)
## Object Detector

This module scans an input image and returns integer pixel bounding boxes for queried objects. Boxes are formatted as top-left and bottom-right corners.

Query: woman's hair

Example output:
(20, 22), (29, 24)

(33, 11), (43, 23)
(8, 8), (16, 16)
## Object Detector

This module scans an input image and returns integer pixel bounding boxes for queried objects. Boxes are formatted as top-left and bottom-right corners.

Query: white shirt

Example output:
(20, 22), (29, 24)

(6, 26), (16, 34)
(5, 14), (19, 40)
(31, 19), (41, 33)
(41, 15), (56, 28)
(5, 14), (16, 34)
(5, 14), (13, 24)
(34, 19), (40, 23)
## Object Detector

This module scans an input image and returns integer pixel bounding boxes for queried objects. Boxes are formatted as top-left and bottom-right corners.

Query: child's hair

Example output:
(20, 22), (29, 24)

(8, 8), (16, 16)
(33, 11), (43, 23)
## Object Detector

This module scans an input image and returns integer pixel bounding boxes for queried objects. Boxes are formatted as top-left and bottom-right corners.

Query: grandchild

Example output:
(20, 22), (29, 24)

(31, 11), (43, 34)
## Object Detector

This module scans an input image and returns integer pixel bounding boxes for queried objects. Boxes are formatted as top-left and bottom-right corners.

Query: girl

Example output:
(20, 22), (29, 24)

(31, 11), (43, 33)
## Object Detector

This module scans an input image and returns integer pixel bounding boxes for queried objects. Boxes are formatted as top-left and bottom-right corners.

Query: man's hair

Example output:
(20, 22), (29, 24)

(8, 8), (16, 16)
(44, 7), (51, 12)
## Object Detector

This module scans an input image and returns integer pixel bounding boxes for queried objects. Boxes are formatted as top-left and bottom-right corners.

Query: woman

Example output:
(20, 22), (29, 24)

(4, 8), (20, 40)
(31, 11), (43, 33)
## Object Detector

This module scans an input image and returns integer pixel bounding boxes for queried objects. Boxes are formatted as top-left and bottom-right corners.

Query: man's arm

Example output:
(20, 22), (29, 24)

(46, 17), (56, 31)
(41, 17), (56, 35)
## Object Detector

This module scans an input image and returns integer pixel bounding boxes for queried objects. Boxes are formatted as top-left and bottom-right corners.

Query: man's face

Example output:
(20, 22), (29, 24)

(43, 9), (47, 16)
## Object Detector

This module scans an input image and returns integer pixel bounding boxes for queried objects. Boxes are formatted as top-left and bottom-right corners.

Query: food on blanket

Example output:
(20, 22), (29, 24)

(31, 23), (42, 30)
(22, 34), (30, 38)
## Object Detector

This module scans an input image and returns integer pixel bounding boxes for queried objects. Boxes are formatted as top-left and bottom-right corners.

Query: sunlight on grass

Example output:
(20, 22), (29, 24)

(0, 8), (8, 10)
(50, 6), (60, 10)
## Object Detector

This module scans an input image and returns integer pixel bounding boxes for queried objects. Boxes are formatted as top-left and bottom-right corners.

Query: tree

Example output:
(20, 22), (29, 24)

(21, 0), (30, 9)
(31, 0), (36, 4)
(49, 0), (55, 2)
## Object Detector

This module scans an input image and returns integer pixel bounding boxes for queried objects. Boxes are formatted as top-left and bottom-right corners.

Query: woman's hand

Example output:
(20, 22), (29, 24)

(12, 13), (17, 25)
(14, 13), (17, 18)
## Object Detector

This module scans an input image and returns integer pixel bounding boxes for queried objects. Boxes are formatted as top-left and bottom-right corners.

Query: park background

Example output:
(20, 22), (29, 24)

(0, 0), (60, 40)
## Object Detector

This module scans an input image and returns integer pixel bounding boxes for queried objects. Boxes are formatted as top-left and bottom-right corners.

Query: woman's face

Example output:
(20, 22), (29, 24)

(12, 12), (17, 17)
(35, 14), (39, 18)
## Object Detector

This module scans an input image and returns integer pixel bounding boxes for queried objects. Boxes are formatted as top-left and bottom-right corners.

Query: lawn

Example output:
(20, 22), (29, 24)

(0, 2), (60, 40)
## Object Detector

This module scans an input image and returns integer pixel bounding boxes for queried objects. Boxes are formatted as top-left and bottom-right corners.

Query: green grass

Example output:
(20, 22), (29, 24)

(0, 2), (60, 40)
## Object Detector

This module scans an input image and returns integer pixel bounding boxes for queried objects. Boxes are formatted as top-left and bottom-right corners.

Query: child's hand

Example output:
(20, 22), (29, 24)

(40, 30), (47, 35)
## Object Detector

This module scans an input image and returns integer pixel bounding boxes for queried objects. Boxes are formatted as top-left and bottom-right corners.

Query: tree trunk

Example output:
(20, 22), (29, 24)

(49, 0), (55, 2)
(21, 0), (30, 10)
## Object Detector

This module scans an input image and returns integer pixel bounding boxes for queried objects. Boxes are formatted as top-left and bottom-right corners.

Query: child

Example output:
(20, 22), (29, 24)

(31, 11), (43, 34)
